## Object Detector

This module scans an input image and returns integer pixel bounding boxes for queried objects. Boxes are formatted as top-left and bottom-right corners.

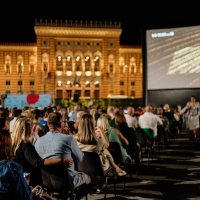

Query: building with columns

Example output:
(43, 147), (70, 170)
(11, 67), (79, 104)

(0, 20), (142, 100)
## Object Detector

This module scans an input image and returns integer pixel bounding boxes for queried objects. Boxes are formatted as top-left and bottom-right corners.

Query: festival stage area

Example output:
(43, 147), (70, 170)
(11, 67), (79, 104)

(83, 130), (200, 199)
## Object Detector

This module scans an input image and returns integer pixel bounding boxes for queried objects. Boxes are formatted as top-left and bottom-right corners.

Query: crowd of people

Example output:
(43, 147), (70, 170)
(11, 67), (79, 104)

(0, 95), (198, 199)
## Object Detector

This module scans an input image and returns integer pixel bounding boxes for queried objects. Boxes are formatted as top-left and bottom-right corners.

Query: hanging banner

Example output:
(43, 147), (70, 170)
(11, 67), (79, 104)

(5, 94), (51, 108)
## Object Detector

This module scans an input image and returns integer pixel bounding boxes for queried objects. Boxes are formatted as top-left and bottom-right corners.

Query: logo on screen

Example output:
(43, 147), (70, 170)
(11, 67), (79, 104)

(152, 31), (174, 38)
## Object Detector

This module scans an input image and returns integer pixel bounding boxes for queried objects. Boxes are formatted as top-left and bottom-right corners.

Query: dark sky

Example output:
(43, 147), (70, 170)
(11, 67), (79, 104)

(0, 0), (200, 45)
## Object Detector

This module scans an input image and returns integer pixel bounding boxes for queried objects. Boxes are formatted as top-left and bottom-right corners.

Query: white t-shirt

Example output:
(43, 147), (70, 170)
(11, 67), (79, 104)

(138, 112), (163, 137)
(124, 114), (137, 130)
(174, 114), (179, 121)
(109, 113), (114, 120)
(9, 117), (17, 133)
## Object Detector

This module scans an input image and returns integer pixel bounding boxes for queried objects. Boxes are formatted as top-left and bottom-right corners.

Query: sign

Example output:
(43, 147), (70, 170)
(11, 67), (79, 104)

(5, 94), (51, 108)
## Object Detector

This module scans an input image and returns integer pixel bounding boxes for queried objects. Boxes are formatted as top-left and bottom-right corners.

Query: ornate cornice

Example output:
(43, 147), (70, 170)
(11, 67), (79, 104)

(34, 26), (122, 38)
(0, 45), (37, 51)
(119, 48), (142, 54)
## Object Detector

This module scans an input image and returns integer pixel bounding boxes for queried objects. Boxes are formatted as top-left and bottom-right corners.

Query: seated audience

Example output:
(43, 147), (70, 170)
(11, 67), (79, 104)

(59, 108), (69, 122)
(138, 106), (163, 147)
(110, 108), (119, 128)
(107, 106), (114, 120)
(115, 114), (137, 155)
(35, 112), (97, 194)
(40, 108), (52, 126)
(157, 107), (169, 133)
(9, 109), (22, 134)
(0, 129), (33, 200)
(12, 117), (73, 174)
(97, 115), (131, 160)
(163, 104), (174, 121)
(30, 109), (48, 145)
(124, 107), (138, 130)
(69, 105), (79, 121)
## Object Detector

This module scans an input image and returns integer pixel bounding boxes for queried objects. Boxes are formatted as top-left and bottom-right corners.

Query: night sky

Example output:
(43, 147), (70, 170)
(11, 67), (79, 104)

(0, 1), (200, 45)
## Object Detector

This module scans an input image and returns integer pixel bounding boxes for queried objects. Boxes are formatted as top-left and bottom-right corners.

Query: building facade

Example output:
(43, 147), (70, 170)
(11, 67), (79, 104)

(0, 20), (142, 99)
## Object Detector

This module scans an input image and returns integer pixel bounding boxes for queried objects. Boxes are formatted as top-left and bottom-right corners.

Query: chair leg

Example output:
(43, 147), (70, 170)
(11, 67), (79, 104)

(129, 161), (132, 180)
(113, 173), (116, 198)
(104, 176), (108, 200)
(148, 150), (149, 166)
(123, 174), (126, 193)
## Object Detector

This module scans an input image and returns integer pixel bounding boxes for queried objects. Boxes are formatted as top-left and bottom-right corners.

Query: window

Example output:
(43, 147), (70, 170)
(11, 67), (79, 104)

(44, 64), (48, 72)
(30, 65), (34, 74)
(131, 91), (135, 97)
(66, 90), (72, 98)
(68, 42), (70, 45)
(110, 65), (113, 73)
(18, 65), (22, 74)
(6, 65), (10, 74)
(75, 90), (81, 97)
(6, 81), (10, 85)
(87, 42), (90, 46)
(84, 90), (90, 97)
(94, 90), (99, 98)
(94, 56), (99, 71)
(131, 67), (134, 74)
(77, 42), (80, 45)
(57, 56), (62, 62)
(57, 41), (61, 45)
(131, 82), (135, 86)
(120, 91), (124, 95)
(18, 81), (22, 85)
(97, 43), (99, 46)
(120, 82), (124, 86)
(30, 81), (35, 85)
(56, 90), (63, 98)
(120, 67), (123, 74)
(75, 56), (81, 71)
(85, 56), (90, 71)
(66, 55), (72, 71)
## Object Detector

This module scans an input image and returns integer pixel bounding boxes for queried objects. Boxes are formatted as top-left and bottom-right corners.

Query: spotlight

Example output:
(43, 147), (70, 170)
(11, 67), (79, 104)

(125, 65), (128, 67)
(67, 81), (70, 84)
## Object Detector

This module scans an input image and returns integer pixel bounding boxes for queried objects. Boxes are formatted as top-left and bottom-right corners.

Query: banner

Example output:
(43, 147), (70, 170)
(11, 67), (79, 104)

(5, 94), (51, 108)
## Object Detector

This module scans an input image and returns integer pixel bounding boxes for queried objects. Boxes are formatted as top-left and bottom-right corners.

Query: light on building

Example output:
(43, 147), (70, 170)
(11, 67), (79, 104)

(21, 63), (23, 66)
(58, 56), (62, 61)
(95, 81), (99, 85)
(67, 81), (70, 84)
(76, 56), (80, 61)
(76, 71), (82, 76)
(85, 71), (92, 76)
(86, 56), (89, 60)
(95, 71), (101, 76)
(66, 71), (72, 76)
(57, 71), (62, 76)
(95, 56), (99, 60)
(67, 56), (71, 61)
(58, 81), (61, 86)
(125, 65), (128, 68)
(85, 81), (89, 85)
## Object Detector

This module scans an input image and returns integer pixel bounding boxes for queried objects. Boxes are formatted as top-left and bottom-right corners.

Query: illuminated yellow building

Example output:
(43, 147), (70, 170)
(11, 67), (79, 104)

(0, 20), (142, 99)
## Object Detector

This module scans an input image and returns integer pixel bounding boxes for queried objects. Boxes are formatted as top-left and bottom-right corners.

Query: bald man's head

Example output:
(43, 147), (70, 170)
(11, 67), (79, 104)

(145, 105), (152, 113)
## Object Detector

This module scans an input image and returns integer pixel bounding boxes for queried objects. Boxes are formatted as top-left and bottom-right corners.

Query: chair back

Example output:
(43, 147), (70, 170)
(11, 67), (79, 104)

(77, 152), (105, 176)
(142, 128), (154, 139)
(134, 130), (147, 147)
(108, 142), (124, 164)
(41, 165), (73, 192)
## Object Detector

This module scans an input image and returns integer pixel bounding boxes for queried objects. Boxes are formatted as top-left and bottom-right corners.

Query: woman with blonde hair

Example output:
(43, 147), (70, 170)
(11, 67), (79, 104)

(163, 104), (174, 121)
(23, 109), (35, 122)
(12, 117), (73, 173)
(97, 115), (130, 161)
(74, 114), (126, 176)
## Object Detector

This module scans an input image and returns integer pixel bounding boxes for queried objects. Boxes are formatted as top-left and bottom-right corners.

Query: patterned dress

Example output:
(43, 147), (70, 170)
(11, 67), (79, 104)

(186, 102), (199, 130)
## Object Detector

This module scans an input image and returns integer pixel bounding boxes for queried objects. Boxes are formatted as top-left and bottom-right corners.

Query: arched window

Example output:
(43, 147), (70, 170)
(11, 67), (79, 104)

(75, 56), (81, 71)
(5, 55), (11, 75)
(66, 55), (72, 71)
(85, 56), (91, 71)
(94, 56), (100, 71)
(85, 81), (90, 87)
(108, 54), (115, 73)
(130, 57), (136, 75)
(119, 57), (125, 75)
(57, 55), (62, 71)
(94, 81), (99, 87)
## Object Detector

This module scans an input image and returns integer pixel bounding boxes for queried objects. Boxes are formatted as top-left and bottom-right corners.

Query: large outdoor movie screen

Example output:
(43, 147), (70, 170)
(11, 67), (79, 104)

(147, 26), (200, 90)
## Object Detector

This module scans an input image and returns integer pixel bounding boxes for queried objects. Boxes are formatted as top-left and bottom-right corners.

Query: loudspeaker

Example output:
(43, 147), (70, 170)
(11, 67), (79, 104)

(73, 94), (79, 102)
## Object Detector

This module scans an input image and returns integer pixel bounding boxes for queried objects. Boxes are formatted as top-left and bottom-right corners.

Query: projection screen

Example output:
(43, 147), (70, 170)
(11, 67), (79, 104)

(147, 26), (200, 90)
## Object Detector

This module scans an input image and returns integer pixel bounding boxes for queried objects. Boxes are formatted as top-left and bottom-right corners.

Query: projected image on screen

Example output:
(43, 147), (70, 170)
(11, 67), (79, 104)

(147, 26), (200, 89)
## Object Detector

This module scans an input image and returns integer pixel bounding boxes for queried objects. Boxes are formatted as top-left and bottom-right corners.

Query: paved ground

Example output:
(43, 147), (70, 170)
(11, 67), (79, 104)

(83, 130), (200, 200)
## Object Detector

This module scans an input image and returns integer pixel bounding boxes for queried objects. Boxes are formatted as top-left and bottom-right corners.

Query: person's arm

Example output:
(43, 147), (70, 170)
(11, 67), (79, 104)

(70, 136), (84, 162)
(114, 128), (129, 146)
(96, 126), (109, 148)
(24, 143), (73, 168)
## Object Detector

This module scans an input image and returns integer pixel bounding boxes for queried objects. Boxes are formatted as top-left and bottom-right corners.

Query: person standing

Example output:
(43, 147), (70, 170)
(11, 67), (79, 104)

(186, 95), (199, 139)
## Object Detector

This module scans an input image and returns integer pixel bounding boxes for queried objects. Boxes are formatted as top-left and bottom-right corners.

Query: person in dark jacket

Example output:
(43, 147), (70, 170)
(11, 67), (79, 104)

(0, 129), (33, 200)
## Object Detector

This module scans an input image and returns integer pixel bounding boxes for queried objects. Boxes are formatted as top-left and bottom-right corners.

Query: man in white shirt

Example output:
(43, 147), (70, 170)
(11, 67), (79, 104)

(107, 106), (114, 119)
(138, 106), (163, 138)
(9, 109), (22, 133)
(124, 107), (137, 130)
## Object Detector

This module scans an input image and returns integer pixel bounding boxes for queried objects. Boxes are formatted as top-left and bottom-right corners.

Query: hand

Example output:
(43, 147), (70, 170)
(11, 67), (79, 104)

(63, 126), (71, 135)
(95, 126), (103, 133)
(63, 158), (73, 168)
